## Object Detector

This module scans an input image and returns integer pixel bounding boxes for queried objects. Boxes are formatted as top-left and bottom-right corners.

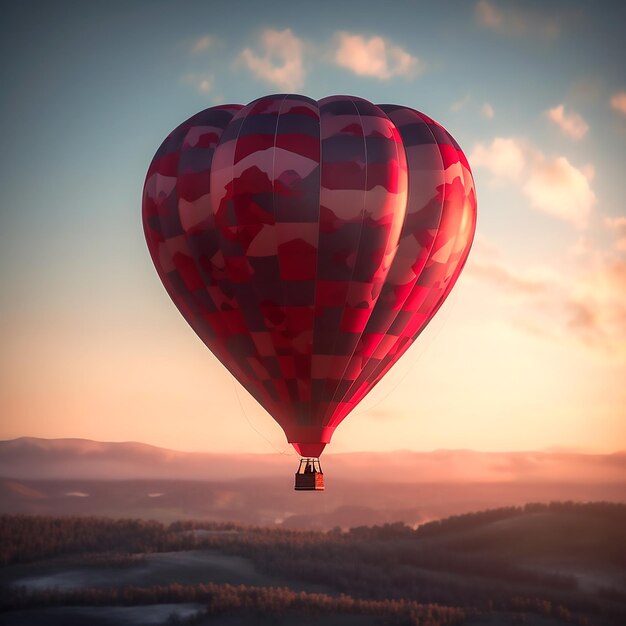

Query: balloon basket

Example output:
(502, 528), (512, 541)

(294, 458), (325, 491)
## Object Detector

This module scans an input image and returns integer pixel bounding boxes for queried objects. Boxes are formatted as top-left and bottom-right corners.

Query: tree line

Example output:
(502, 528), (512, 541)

(3, 582), (467, 626)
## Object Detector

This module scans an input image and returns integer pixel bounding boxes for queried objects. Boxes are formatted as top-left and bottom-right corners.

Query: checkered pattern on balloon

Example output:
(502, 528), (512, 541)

(143, 94), (477, 483)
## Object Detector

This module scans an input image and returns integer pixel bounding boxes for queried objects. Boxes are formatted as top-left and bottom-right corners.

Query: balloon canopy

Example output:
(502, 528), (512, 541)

(143, 94), (476, 459)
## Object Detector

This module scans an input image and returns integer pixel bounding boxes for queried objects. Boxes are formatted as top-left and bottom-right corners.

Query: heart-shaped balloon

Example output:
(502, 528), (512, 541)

(143, 94), (476, 459)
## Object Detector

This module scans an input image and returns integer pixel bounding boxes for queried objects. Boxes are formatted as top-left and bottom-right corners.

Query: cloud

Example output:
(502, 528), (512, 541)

(570, 235), (594, 257)
(481, 103), (494, 119)
(563, 259), (626, 355)
(181, 73), (213, 93)
(334, 32), (422, 79)
(546, 104), (588, 140)
(192, 35), (212, 54)
(606, 215), (626, 233)
(472, 234), (501, 258)
(466, 259), (547, 294)
(610, 91), (626, 116)
(565, 299), (597, 333)
(605, 216), (626, 251)
(239, 29), (304, 91)
(466, 235), (551, 295)
(469, 229), (626, 357)
(469, 236), (626, 358)
(475, 0), (503, 30)
(236, 29), (422, 89)
(450, 95), (470, 112)
(524, 155), (595, 229)
(470, 137), (526, 181)
(471, 137), (595, 228)
(450, 97), (493, 119)
(475, 0), (563, 39)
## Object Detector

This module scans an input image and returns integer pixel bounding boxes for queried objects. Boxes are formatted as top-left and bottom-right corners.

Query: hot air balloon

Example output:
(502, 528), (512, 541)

(142, 94), (476, 490)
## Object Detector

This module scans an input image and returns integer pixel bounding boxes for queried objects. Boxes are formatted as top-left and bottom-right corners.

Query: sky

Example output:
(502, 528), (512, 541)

(1, 0), (625, 455)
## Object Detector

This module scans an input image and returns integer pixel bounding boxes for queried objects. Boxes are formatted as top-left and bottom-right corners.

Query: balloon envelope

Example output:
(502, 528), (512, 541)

(143, 94), (477, 457)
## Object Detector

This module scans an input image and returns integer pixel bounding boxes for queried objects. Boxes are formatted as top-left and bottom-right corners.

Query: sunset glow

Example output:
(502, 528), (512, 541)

(1, 1), (625, 454)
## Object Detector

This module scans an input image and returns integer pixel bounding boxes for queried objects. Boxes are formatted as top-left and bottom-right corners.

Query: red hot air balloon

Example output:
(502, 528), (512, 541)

(143, 95), (477, 490)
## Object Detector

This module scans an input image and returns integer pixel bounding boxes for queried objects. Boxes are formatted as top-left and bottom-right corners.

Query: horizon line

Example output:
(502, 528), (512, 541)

(1, 435), (624, 457)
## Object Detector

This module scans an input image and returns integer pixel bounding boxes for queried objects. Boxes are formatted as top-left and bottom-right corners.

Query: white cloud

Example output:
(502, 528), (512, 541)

(610, 91), (626, 116)
(470, 137), (526, 181)
(239, 29), (304, 91)
(523, 155), (595, 229)
(334, 32), (421, 80)
(475, 0), (562, 39)
(546, 104), (588, 140)
(471, 137), (595, 228)
(192, 35), (212, 54)
(481, 103), (494, 119)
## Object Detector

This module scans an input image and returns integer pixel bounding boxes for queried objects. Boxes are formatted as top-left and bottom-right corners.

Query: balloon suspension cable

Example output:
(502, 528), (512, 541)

(351, 289), (460, 418)
(230, 377), (295, 456)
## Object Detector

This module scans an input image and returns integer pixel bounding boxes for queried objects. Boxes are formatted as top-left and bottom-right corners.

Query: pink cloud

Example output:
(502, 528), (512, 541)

(563, 259), (626, 355)
(470, 137), (526, 181)
(481, 103), (494, 119)
(466, 235), (626, 357)
(240, 29), (304, 90)
(181, 72), (213, 93)
(334, 32), (422, 80)
(475, 0), (565, 39)
(466, 259), (547, 294)
(605, 216), (626, 251)
(471, 137), (595, 228)
(523, 155), (595, 229)
(546, 104), (588, 140)
(192, 35), (212, 54)
(610, 91), (626, 116)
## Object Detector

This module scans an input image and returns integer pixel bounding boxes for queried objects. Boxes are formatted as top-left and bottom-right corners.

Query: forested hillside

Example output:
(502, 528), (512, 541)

(1, 502), (625, 625)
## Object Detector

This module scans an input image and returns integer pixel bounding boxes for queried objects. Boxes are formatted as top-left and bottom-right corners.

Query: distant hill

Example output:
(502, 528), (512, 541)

(0, 438), (624, 530)
(1, 437), (625, 483)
